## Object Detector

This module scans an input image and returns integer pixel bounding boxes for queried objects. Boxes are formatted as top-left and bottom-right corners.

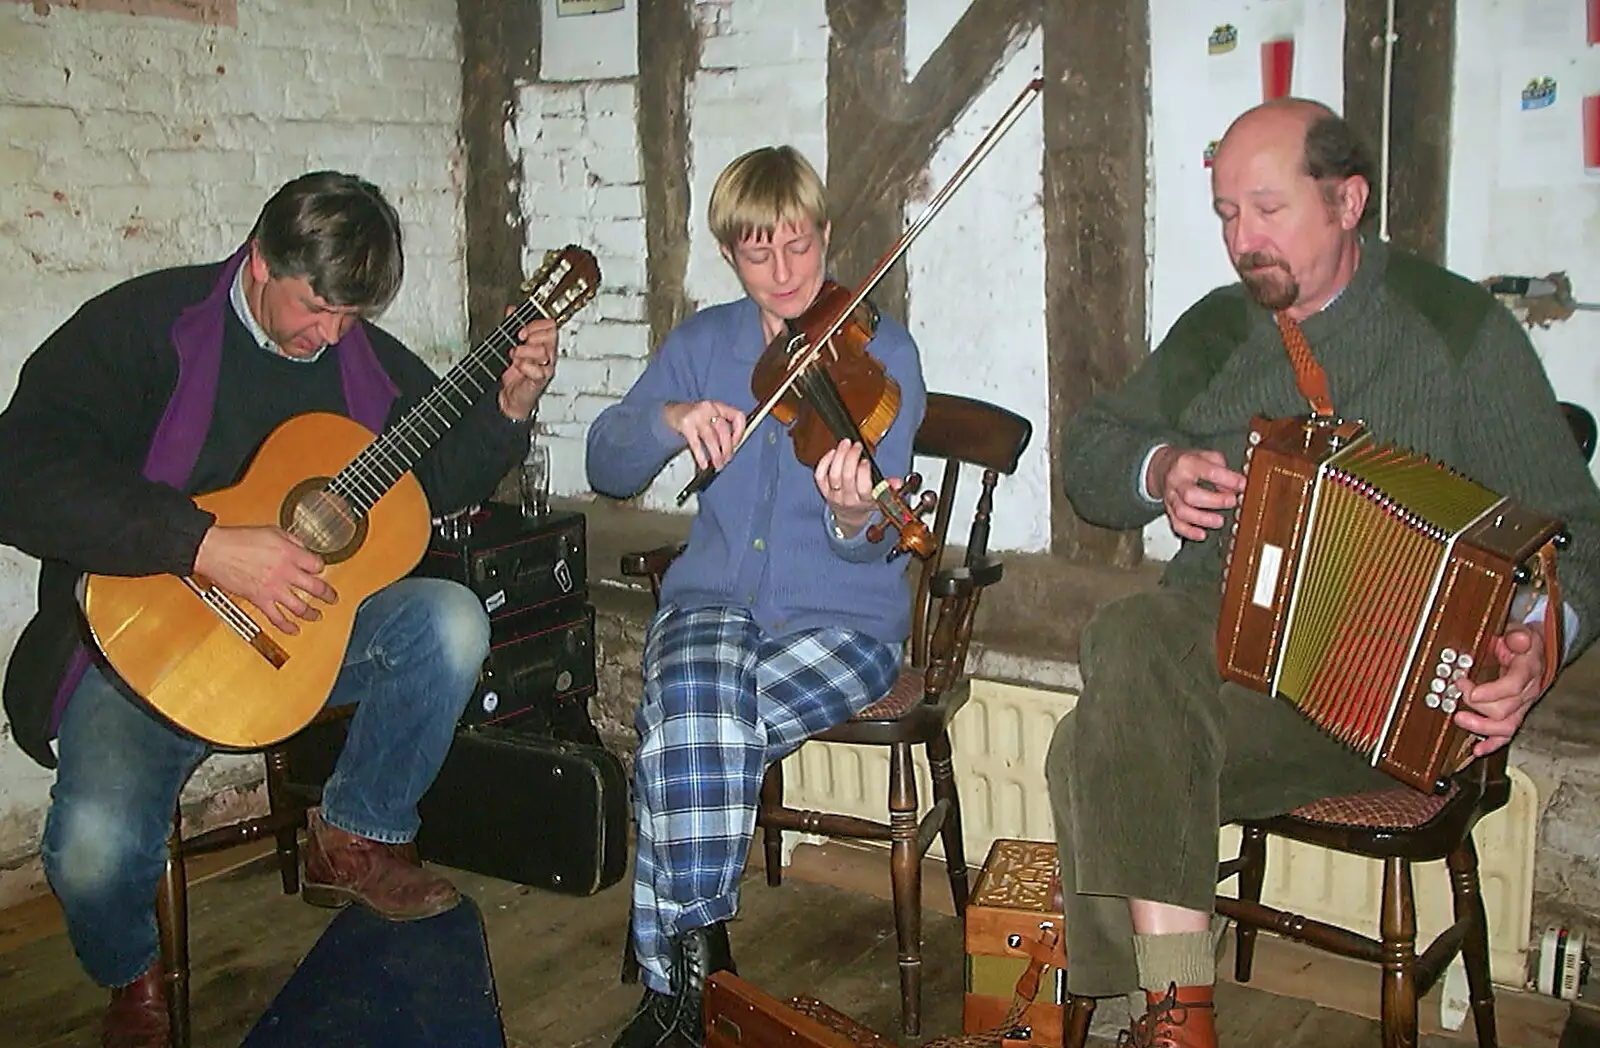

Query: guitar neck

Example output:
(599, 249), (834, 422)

(327, 299), (551, 516)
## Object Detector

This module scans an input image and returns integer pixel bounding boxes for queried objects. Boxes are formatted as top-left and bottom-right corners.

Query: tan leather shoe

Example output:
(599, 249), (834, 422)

(301, 808), (460, 921)
(1117, 984), (1216, 1048)
(102, 959), (168, 1048)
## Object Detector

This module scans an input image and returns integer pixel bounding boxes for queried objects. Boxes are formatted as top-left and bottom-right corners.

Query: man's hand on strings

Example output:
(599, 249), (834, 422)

(194, 525), (336, 635)
(497, 316), (559, 420)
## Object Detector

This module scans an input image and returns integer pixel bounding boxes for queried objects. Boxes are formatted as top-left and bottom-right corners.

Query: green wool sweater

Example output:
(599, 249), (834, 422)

(1061, 238), (1600, 658)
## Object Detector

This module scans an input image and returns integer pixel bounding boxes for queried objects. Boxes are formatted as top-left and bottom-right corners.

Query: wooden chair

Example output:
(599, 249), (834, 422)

(155, 704), (356, 1048)
(1210, 400), (1597, 1048)
(621, 391), (1032, 1037)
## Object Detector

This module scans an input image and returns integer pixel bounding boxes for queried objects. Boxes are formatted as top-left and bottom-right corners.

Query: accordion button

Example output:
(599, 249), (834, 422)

(1426, 693), (1442, 709)
(1442, 697), (1458, 714)
(1452, 668), (1467, 681)
(1458, 653), (1474, 669)
(1430, 679), (1446, 694)
(1441, 647), (1458, 663)
(1446, 684), (1461, 699)
(1436, 664), (1451, 679)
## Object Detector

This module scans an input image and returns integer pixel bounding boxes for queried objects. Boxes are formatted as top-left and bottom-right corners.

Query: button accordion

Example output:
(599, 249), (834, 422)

(1218, 415), (1565, 792)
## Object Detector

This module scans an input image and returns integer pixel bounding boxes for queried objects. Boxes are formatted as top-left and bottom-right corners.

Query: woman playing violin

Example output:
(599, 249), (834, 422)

(586, 144), (926, 1048)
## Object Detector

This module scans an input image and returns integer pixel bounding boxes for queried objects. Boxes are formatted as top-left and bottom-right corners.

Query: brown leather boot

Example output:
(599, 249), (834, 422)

(1117, 984), (1216, 1048)
(301, 808), (460, 921)
(102, 959), (168, 1048)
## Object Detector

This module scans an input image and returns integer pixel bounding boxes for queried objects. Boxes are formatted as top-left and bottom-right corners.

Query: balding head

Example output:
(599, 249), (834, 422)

(1210, 100), (1372, 320)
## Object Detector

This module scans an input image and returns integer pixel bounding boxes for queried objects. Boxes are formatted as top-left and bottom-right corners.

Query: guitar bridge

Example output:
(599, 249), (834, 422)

(184, 575), (291, 668)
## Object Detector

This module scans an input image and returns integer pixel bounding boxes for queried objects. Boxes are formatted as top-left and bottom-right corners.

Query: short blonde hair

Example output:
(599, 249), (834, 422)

(707, 146), (828, 250)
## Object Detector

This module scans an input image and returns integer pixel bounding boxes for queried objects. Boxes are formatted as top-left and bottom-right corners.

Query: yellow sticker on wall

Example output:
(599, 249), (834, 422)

(1208, 24), (1239, 55)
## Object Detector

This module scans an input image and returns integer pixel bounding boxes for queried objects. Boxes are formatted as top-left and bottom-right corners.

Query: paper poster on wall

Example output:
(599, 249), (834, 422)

(1515, 0), (1585, 48)
(557, 0), (623, 14)
(1498, 64), (1588, 187)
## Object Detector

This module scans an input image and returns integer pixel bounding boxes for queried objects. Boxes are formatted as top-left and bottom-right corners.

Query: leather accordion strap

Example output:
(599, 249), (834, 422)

(920, 922), (1061, 1048)
(1274, 313), (1335, 418)
(1537, 538), (1563, 694)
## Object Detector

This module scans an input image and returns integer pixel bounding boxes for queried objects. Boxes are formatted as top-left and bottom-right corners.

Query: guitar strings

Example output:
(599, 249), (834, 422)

(328, 291), (567, 515)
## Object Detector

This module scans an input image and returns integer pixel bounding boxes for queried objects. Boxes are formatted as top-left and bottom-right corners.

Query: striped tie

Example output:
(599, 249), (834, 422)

(1274, 312), (1334, 418)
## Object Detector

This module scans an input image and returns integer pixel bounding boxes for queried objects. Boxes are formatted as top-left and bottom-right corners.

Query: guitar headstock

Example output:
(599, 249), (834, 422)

(521, 245), (601, 325)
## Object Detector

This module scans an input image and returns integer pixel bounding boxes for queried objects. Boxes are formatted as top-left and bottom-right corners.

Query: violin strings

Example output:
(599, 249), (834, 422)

(794, 366), (888, 487)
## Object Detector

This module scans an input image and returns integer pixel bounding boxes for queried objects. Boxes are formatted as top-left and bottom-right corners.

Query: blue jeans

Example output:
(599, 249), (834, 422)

(41, 577), (487, 987)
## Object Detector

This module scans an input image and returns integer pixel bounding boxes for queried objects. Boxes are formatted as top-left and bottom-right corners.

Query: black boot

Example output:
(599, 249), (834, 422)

(611, 922), (736, 1048)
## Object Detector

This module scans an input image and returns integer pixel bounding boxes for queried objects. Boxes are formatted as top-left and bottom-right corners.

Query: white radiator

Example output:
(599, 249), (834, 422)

(779, 677), (1537, 985)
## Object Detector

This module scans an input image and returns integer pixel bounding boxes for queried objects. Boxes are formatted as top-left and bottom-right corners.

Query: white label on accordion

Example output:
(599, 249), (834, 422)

(1252, 543), (1285, 609)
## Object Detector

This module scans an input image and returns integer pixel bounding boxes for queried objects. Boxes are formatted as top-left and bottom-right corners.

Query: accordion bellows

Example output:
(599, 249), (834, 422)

(1218, 415), (1564, 792)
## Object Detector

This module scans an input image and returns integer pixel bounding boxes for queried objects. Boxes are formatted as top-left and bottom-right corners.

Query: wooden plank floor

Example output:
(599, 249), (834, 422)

(0, 842), (1575, 1047)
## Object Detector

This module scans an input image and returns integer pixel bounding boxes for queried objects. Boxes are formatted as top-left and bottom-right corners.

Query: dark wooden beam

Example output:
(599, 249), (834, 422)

(1045, 0), (1149, 566)
(637, 0), (700, 350)
(458, 0), (540, 345)
(1344, 0), (1454, 263)
(825, 0), (1040, 320)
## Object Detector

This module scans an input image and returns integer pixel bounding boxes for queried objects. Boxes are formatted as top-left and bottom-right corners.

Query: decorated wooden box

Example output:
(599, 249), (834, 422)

(703, 972), (892, 1047)
(963, 838), (1067, 1046)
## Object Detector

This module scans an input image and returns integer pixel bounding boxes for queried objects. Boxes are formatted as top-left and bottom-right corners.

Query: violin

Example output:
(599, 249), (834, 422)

(675, 77), (1044, 561)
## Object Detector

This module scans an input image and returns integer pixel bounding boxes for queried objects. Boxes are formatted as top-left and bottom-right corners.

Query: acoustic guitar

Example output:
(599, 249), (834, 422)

(82, 246), (600, 749)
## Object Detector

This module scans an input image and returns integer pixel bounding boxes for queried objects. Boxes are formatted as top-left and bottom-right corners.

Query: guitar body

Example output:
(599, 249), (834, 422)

(82, 412), (431, 749)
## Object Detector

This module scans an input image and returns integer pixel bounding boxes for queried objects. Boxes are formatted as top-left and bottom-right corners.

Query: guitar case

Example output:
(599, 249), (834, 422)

(415, 726), (628, 896)
(284, 721), (627, 897)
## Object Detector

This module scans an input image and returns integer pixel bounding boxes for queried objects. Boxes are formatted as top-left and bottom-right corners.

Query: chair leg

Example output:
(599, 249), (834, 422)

(157, 809), (191, 1048)
(926, 730), (970, 917)
(1379, 857), (1419, 1048)
(759, 761), (784, 888)
(886, 741), (922, 1038)
(1234, 824), (1267, 983)
(619, 901), (641, 985)
(263, 748), (302, 895)
(1448, 837), (1499, 1048)
(1064, 994), (1096, 1048)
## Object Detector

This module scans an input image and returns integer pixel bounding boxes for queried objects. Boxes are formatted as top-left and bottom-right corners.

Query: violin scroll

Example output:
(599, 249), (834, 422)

(865, 472), (939, 559)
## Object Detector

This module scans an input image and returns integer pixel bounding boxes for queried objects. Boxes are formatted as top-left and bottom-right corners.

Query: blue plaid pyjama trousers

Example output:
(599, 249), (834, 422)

(629, 604), (900, 992)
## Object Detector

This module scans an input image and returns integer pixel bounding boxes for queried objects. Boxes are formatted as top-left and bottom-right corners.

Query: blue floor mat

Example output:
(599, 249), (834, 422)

(241, 897), (504, 1047)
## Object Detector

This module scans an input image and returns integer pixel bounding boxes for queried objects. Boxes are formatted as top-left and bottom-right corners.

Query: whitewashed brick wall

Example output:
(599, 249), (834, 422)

(0, 0), (464, 872)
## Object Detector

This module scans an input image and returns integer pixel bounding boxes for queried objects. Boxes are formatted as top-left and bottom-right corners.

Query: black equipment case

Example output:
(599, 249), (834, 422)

(416, 505), (587, 639)
(417, 503), (598, 741)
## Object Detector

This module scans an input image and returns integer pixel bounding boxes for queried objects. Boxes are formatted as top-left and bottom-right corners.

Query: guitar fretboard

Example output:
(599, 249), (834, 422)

(322, 255), (592, 516)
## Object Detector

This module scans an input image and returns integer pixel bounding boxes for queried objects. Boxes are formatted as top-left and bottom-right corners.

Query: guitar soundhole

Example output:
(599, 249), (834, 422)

(281, 479), (367, 564)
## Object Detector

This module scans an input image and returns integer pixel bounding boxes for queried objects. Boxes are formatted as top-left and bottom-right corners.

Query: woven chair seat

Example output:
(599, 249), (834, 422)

(853, 667), (929, 720)
(1286, 783), (1460, 831)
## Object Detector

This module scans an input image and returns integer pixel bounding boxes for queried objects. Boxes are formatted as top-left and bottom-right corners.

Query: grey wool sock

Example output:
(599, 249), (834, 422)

(1132, 931), (1217, 993)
